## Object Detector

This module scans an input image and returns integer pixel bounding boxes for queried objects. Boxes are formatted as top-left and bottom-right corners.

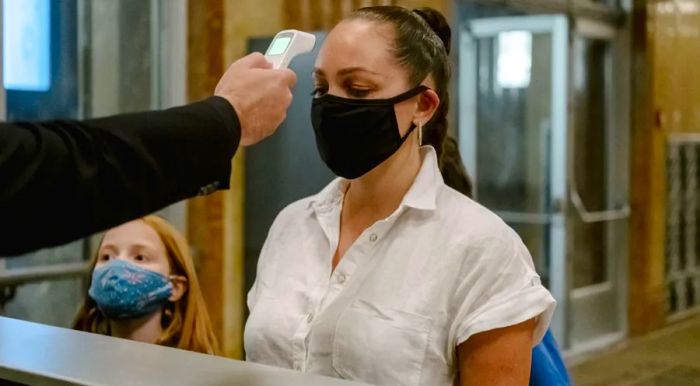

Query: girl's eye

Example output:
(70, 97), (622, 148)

(99, 254), (113, 261)
(134, 254), (146, 262)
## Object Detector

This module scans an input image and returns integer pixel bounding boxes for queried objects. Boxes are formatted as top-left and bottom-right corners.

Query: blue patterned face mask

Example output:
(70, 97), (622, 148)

(88, 259), (174, 320)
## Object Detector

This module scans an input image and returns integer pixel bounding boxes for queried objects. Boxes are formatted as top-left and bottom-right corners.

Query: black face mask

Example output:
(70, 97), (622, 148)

(311, 85), (428, 179)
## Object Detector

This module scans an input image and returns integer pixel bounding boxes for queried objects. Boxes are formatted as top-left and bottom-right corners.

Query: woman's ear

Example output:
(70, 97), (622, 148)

(169, 276), (188, 302)
(413, 88), (440, 126)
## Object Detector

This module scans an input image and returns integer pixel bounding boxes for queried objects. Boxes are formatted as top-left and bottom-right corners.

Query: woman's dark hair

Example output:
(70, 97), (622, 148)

(441, 137), (473, 198)
(348, 6), (451, 162)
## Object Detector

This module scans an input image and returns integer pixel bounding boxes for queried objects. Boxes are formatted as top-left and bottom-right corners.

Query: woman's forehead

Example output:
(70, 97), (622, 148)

(316, 19), (399, 76)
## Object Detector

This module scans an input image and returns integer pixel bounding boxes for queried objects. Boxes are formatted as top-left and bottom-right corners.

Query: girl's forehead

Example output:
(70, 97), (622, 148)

(102, 221), (161, 247)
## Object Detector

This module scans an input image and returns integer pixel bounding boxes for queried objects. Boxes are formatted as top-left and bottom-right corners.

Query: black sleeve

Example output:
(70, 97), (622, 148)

(0, 96), (241, 256)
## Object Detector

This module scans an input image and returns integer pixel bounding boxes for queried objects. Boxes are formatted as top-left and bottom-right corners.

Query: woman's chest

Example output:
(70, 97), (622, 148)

(247, 236), (461, 385)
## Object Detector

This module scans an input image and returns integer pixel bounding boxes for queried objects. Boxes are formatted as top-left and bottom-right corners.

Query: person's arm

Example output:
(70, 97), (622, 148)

(0, 97), (238, 256)
(449, 233), (556, 386)
(0, 53), (295, 256)
(456, 319), (536, 386)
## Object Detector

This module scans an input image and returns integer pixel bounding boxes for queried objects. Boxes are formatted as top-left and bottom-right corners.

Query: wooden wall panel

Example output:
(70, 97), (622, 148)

(282, 0), (459, 30)
(186, 0), (228, 352)
(220, 0), (286, 360)
(629, 0), (700, 334)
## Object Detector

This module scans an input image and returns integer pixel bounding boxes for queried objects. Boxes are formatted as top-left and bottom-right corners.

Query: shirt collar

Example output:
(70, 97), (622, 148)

(308, 146), (444, 212)
(401, 146), (443, 211)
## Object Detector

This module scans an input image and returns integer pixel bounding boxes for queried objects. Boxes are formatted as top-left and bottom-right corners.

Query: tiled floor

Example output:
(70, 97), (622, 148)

(570, 316), (700, 386)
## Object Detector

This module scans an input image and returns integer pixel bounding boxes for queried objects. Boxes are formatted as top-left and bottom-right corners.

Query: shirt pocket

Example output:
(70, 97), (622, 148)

(332, 299), (432, 386)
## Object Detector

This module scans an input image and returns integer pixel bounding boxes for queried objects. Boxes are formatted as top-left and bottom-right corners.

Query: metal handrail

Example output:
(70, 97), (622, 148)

(0, 262), (90, 286)
(570, 189), (630, 223)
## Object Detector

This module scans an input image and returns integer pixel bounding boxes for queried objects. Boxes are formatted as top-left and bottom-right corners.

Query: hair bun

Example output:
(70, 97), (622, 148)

(413, 7), (451, 55)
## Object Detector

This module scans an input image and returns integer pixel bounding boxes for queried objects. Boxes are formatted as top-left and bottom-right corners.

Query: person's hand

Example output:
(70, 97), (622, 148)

(215, 53), (297, 147)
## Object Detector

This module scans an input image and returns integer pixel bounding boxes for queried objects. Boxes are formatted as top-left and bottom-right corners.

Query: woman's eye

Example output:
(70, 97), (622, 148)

(99, 254), (112, 261)
(134, 254), (146, 262)
(311, 86), (328, 97)
(347, 87), (371, 98)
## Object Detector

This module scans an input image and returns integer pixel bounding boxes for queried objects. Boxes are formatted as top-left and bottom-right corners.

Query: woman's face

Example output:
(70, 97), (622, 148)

(97, 220), (171, 276)
(313, 19), (421, 136)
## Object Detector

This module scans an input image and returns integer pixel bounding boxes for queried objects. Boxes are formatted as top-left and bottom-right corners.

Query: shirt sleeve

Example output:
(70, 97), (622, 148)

(450, 232), (556, 350)
(0, 96), (240, 256)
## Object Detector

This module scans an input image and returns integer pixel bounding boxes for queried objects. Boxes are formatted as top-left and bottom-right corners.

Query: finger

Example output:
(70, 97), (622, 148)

(271, 112), (287, 132)
(276, 68), (298, 88)
(283, 89), (294, 108)
(236, 52), (273, 69)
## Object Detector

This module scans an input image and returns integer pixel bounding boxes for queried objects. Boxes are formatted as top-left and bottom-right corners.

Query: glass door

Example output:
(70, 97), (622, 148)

(568, 19), (629, 352)
(459, 15), (570, 344)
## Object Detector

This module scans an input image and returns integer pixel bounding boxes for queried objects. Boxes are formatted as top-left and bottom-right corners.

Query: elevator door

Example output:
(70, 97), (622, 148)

(460, 15), (629, 351)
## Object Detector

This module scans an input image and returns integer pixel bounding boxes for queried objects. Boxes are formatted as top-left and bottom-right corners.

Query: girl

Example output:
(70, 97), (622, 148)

(74, 215), (220, 355)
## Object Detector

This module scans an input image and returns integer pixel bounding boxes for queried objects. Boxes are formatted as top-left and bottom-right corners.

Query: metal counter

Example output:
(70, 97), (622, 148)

(0, 317), (370, 386)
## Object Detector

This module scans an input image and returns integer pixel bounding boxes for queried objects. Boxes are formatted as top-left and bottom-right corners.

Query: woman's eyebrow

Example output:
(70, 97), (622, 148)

(313, 67), (381, 77)
(336, 67), (381, 76)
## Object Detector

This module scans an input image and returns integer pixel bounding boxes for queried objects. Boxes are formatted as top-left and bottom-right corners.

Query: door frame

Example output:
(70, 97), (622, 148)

(458, 15), (570, 345)
(566, 17), (630, 354)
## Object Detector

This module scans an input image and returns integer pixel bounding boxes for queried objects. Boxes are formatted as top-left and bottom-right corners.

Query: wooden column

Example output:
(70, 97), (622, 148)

(187, 0), (286, 359)
(628, 0), (667, 335)
(186, 0), (230, 353)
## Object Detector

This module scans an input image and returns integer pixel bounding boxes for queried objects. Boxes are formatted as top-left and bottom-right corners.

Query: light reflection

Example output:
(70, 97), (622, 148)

(497, 31), (532, 89)
(2, 0), (51, 91)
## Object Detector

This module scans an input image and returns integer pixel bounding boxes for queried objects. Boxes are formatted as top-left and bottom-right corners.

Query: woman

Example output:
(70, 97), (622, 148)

(74, 215), (220, 355)
(245, 6), (555, 386)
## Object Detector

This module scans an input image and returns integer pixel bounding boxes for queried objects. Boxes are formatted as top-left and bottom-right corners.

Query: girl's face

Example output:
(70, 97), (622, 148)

(97, 220), (186, 302)
(97, 220), (170, 275)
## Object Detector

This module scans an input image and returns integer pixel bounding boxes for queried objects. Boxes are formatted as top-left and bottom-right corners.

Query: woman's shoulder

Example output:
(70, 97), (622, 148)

(271, 178), (345, 229)
(270, 196), (316, 228)
(434, 186), (541, 276)
(435, 185), (520, 244)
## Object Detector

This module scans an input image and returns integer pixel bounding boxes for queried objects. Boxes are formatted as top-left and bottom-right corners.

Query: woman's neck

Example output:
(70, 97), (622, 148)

(345, 139), (422, 220)
(110, 311), (163, 344)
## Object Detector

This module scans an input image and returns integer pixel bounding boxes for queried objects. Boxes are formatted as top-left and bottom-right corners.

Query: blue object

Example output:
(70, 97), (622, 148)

(89, 260), (173, 320)
(530, 330), (571, 386)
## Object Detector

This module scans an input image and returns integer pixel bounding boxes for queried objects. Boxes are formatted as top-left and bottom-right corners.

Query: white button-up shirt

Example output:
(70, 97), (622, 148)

(245, 147), (555, 386)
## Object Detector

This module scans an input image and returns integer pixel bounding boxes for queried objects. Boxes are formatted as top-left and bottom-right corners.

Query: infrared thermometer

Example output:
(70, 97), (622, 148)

(264, 30), (316, 69)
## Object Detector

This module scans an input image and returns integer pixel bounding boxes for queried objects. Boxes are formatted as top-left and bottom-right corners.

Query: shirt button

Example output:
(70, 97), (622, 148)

(369, 233), (378, 242)
(307, 313), (314, 323)
(337, 274), (347, 284)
